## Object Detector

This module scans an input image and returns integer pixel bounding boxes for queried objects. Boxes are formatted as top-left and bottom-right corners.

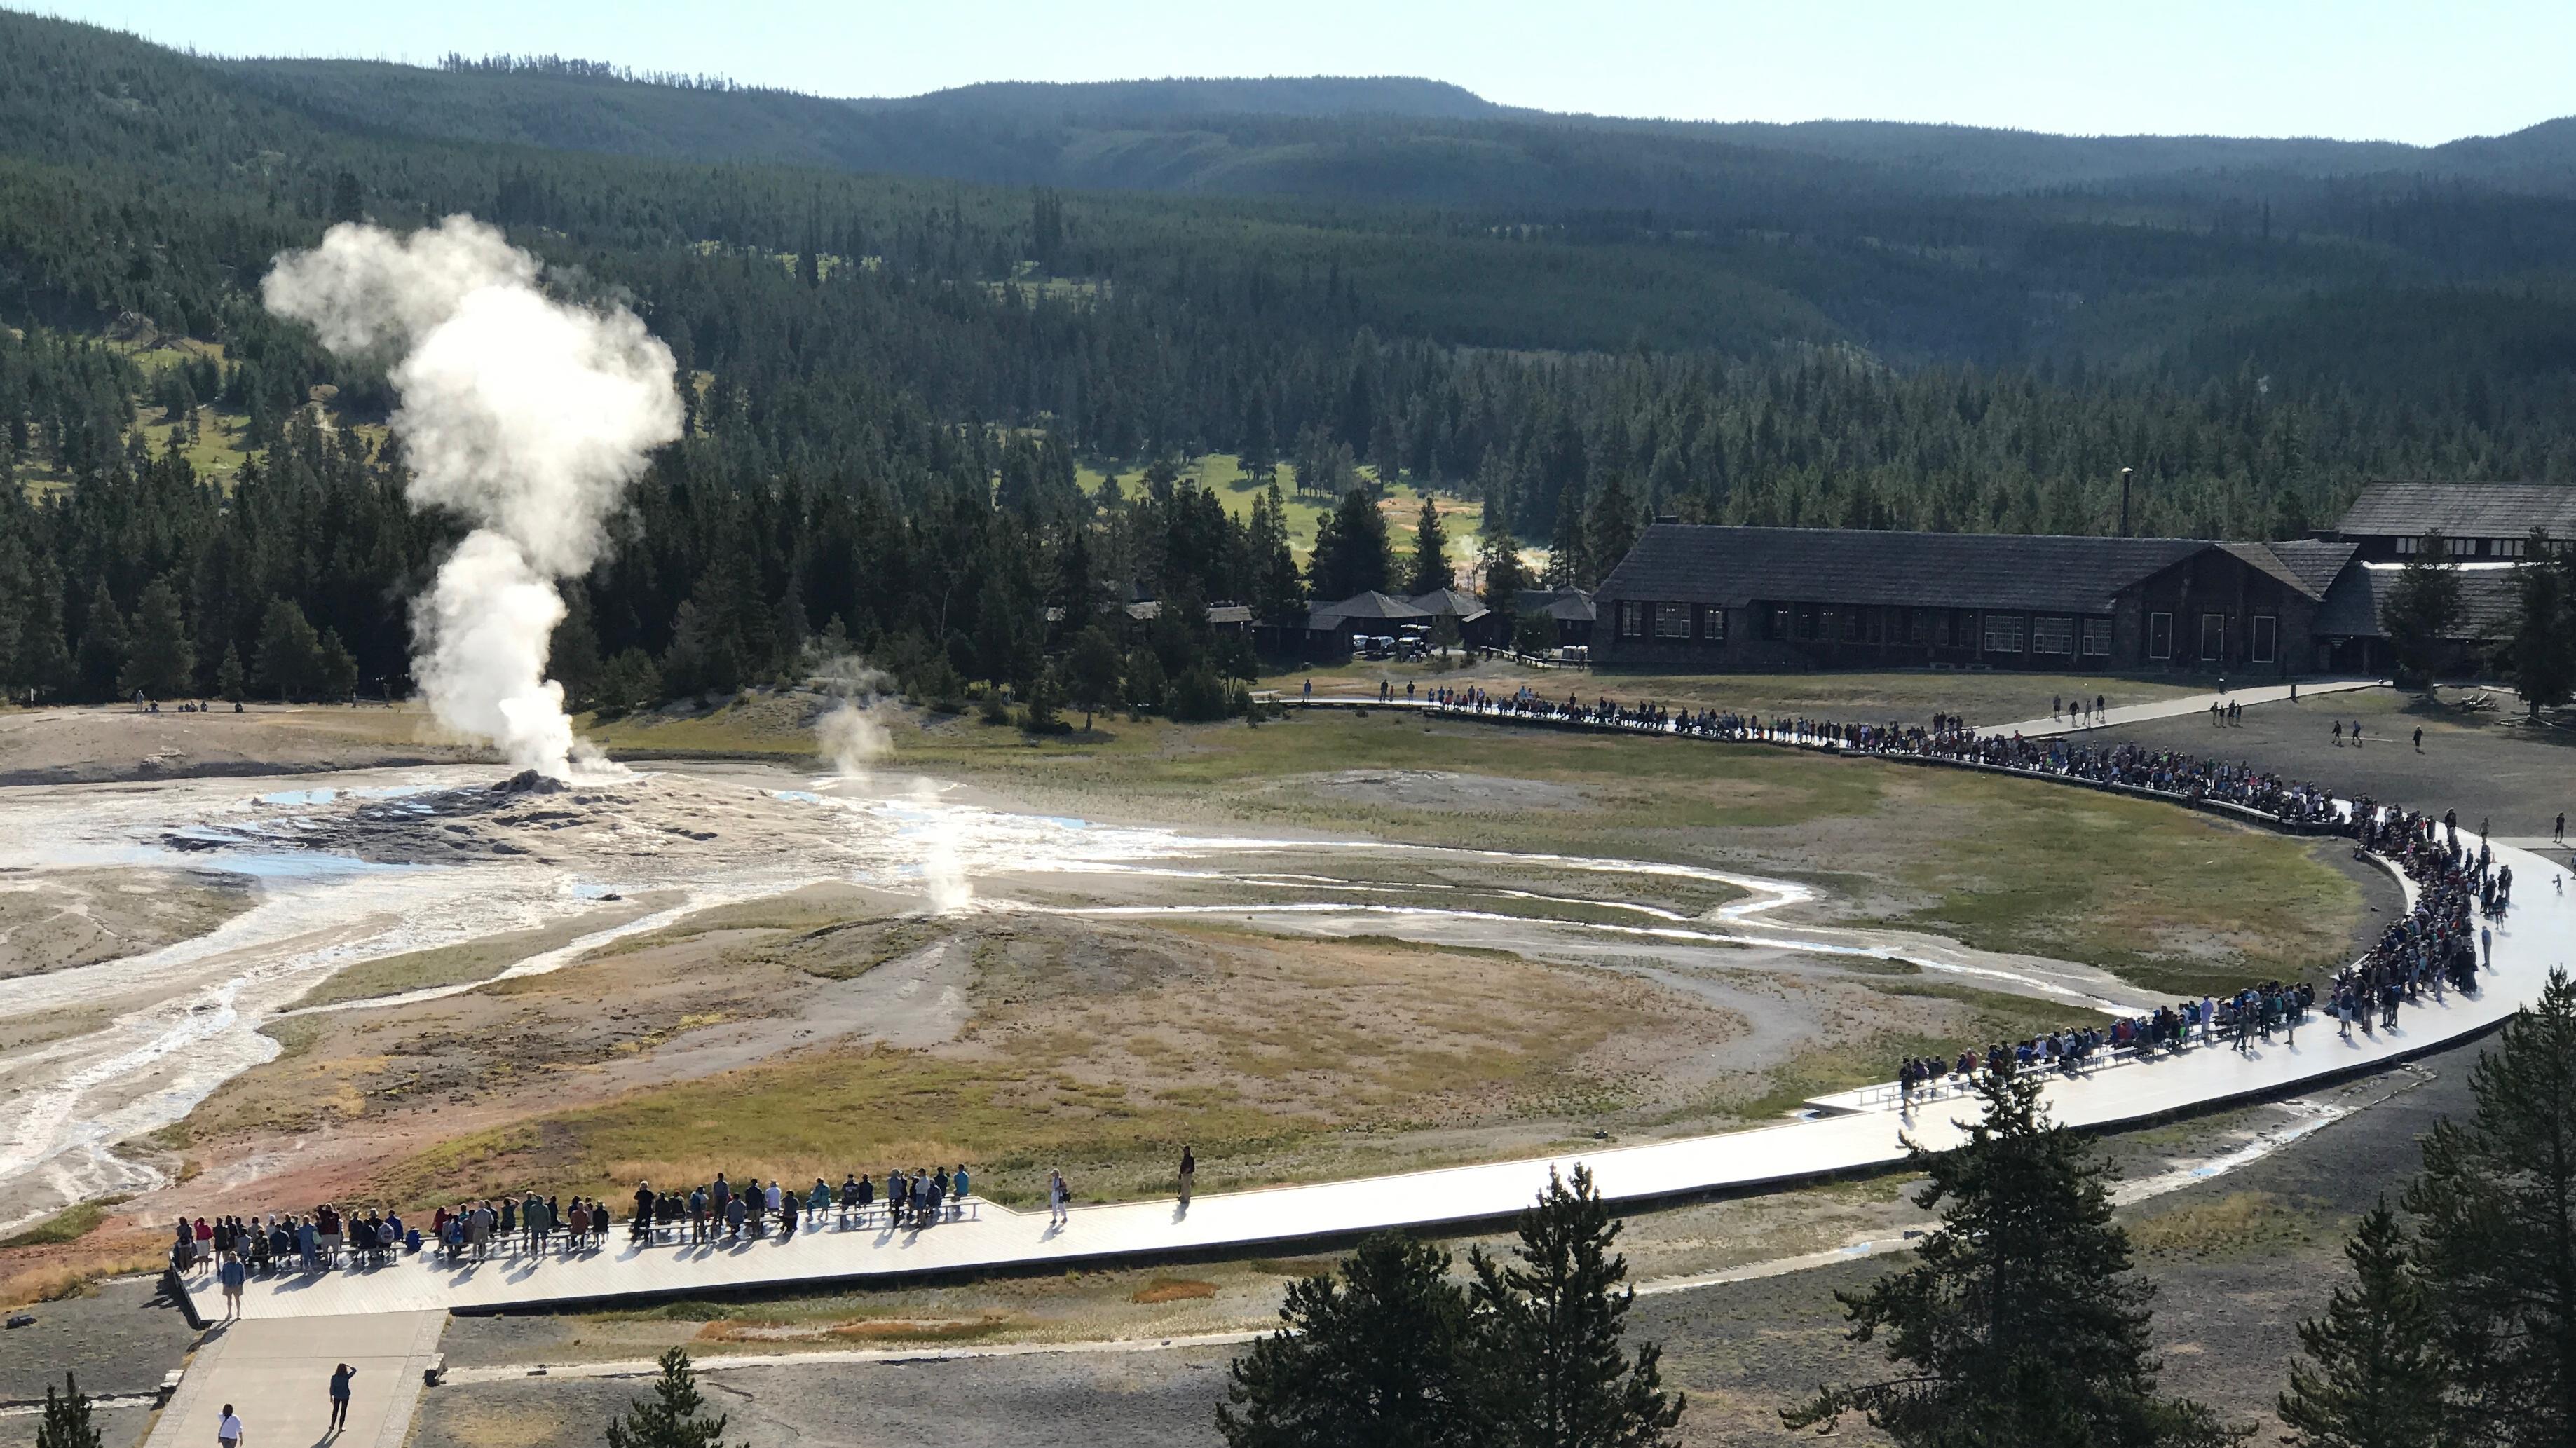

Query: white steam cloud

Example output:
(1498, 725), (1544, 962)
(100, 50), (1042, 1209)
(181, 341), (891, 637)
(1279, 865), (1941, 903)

(261, 216), (681, 777)
(810, 656), (894, 783)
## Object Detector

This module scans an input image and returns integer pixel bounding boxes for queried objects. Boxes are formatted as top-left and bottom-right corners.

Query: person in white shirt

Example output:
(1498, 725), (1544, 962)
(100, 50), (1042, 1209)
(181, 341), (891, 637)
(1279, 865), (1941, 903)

(218, 1405), (245, 1448)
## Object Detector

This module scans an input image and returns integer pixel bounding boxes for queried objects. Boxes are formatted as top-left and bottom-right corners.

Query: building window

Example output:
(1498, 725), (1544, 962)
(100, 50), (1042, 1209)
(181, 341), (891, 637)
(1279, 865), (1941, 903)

(2031, 616), (2075, 655)
(1982, 613), (2024, 653)
(2200, 612), (2226, 662)
(1701, 606), (1728, 641)
(1654, 603), (1693, 639)
(2395, 536), (2418, 556)
(1840, 608), (1861, 642)
(2497, 538), (2524, 559)
(2251, 615), (2277, 664)
(1618, 601), (1645, 639)
(2148, 611), (2173, 660)
(1795, 605), (1818, 641)
(1769, 606), (1791, 639)
(1909, 610), (1930, 646)
(2450, 536), (2476, 557)
(2081, 617), (2112, 657)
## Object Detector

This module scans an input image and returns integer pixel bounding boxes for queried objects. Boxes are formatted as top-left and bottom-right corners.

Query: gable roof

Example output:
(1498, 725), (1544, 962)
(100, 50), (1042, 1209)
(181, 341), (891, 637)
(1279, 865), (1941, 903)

(2336, 481), (2576, 540)
(1309, 590), (1431, 628)
(2218, 540), (2356, 602)
(1596, 525), (2209, 615)
(1408, 587), (1485, 618)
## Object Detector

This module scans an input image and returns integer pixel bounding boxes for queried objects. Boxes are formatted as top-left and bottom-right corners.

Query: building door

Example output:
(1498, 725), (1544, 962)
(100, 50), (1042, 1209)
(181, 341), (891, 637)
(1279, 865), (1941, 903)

(2147, 612), (2172, 661)
(2251, 615), (2277, 666)
(2200, 613), (2226, 662)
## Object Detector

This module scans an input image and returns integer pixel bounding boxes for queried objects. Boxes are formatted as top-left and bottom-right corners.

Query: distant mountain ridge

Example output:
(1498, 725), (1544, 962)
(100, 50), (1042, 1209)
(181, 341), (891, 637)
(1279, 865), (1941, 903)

(873, 76), (1506, 121)
(195, 50), (2576, 206)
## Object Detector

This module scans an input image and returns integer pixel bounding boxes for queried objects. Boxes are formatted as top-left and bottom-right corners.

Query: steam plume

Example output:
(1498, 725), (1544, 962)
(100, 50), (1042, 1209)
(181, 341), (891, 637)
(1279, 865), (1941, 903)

(810, 656), (894, 782)
(262, 217), (681, 777)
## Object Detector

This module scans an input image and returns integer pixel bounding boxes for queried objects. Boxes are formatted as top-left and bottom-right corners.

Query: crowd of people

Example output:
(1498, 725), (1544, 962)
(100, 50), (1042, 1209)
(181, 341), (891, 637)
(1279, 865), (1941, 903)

(178, 1163), (993, 1299)
(1424, 688), (2342, 828)
(1416, 683), (2540, 1112)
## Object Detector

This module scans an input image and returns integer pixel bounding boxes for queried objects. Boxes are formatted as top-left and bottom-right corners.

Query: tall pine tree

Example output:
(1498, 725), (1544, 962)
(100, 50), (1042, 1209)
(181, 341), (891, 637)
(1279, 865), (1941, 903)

(2278, 1201), (2447, 1448)
(1785, 1061), (2244, 1447)
(1407, 496), (1452, 596)
(1470, 1166), (1685, 1448)
(2405, 967), (2576, 1448)
(1220, 1232), (1478, 1448)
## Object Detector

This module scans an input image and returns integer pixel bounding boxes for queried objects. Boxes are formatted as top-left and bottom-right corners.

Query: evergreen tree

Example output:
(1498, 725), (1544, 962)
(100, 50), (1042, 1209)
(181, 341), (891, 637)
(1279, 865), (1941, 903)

(214, 642), (245, 703)
(74, 579), (125, 700)
(1583, 469), (1641, 588)
(2405, 967), (2576, 1448)
(1309, 486), (1393, 601)
(2385, 532), (2465, 688)
(1477, 499), (1530, 615)
(1407, 496), (1453, 596)
(1784, 1061), (2244, 1447)
(1063, 625), (1122, 731)
(1246, 484), (1304, 622)
(316, 627), (359, 700)
(2278, 1201), (2448, 1448)
(2506, 535), (2576, 716)
(253, 598), (322, 702)
(1220, 1232), (1478, 1448)
(35, 1372), (102, 1448)
(118, 577), (193, 699)
(606, 1348), (738, 1448)
(1468, 1165), (1685, 1448)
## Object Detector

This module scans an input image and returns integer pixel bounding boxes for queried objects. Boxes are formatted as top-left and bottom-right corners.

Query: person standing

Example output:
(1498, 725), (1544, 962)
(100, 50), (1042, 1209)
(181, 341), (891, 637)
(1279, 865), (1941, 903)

(327, 1363), (355, 1434)
(218, 1404), (245, 1448)
(218, 1252), (247, 1320)
(2414, 726), (2425, 753)
(1178, 1145), (1196, 1208)
(1048, 1170), (1070, 1227)
(2557, 812), (2567, 844)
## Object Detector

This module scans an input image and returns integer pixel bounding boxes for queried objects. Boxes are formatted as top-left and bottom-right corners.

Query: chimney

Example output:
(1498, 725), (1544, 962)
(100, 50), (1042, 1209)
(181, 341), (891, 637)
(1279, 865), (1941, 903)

(2118, 467), (2133, 538)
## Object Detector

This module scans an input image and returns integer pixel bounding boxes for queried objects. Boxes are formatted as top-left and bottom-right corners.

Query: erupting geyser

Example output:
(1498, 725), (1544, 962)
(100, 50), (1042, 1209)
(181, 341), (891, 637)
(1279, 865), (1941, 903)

(262, 217), (681, 778)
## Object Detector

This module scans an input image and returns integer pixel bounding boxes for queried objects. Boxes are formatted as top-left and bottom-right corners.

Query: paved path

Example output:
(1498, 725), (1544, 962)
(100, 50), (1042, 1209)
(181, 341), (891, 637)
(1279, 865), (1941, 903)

(177, 826), (2569, 1322)
(1977, 678), (2383, 739)
(145, 1310), (444, 1448)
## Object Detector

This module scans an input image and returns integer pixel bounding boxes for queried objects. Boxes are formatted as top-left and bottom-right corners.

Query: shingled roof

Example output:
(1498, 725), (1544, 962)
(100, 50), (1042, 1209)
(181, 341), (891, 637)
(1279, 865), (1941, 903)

(2219, 540), (2357, 601)
(1309, 590), (1431, 629)
(2314, 562), (2525, 640)
(2336, 481), (2576, 540)
(1595, 525), (2209, 615)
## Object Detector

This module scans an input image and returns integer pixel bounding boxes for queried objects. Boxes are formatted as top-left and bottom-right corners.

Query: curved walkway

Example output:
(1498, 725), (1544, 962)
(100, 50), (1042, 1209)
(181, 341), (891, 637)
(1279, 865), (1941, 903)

(176, 812), (2570, 1322)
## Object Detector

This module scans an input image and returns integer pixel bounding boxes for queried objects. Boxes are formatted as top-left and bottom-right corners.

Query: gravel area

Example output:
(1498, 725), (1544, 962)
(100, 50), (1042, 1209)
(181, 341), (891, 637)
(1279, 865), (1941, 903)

(0, 1276), (196, 1403)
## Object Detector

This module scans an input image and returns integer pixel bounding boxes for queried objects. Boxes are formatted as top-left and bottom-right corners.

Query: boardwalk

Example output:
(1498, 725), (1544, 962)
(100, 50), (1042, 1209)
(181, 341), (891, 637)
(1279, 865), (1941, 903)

(176, 827), (2568, 1323)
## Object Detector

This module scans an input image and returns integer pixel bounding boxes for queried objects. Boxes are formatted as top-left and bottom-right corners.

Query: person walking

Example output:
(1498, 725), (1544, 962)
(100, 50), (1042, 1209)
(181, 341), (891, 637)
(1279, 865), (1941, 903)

(327, 1363), (355, 1435)
(1047, 1169), (1070, 1228)
(218, 1251), (247, 1319)
(218, 1404), (245, 1448)
(2413, 726), (2424, 753)
(1178, 1145), (1196, 1208)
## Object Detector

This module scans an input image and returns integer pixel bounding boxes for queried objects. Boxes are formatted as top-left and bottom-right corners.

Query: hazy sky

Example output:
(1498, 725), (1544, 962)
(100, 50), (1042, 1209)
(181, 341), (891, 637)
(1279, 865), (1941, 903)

(43, 0), (2570, 146)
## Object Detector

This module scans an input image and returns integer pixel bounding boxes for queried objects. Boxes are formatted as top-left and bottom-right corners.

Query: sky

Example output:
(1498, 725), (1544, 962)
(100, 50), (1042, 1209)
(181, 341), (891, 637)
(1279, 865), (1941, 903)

(41, 0), (2574, 146)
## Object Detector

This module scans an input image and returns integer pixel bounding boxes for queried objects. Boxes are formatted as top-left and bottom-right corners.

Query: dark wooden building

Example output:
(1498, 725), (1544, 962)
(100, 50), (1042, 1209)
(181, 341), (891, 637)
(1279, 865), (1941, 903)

(1593, 525), (2353, 676)
(2333, 480), (2576, 562)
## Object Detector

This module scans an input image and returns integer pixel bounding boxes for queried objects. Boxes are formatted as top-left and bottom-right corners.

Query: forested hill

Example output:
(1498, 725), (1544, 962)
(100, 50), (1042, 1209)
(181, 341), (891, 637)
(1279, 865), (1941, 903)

(213, 50), (2576, 204)
(4, 6), (2576, 720)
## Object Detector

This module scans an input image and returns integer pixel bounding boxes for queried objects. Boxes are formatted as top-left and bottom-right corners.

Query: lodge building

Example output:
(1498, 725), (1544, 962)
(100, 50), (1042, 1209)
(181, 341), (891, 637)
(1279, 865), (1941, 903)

(1592, 525), (2357, 675)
